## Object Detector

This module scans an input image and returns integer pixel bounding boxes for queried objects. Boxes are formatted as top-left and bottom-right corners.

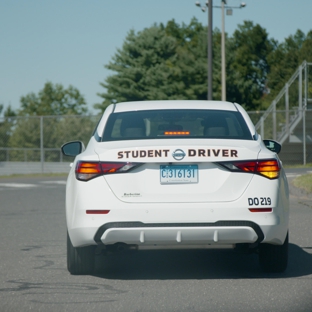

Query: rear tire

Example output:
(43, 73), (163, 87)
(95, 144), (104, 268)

(67, 232), (95, 275)
(259, 232), (288, 273)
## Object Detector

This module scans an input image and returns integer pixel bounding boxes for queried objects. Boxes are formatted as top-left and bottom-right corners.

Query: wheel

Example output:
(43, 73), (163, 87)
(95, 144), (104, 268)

(259, 232), (288, 273)
(67, 232), (95, 275)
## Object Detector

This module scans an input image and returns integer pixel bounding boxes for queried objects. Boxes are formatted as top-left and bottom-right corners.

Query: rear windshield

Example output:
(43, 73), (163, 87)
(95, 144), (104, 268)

(102, 109), (252, 141)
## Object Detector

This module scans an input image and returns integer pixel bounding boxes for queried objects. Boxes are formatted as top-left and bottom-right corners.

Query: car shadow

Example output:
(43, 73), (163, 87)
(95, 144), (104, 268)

(93, 243), (312, 280)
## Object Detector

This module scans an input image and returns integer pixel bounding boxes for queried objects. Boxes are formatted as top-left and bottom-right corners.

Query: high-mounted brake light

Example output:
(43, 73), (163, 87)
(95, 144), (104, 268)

(219, 159), (281, 179)
(75, 161), (141, 181)
(164, 131), (190, 136)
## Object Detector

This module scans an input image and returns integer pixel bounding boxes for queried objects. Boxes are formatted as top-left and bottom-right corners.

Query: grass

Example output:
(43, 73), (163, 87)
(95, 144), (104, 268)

(293, 173), (312, 193)
(284, 163), (312, 169)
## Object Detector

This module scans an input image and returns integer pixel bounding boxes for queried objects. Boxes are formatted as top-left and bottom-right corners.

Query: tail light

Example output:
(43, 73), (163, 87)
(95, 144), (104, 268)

(219, 159), (281, 179)
(75, 161), (142, 181)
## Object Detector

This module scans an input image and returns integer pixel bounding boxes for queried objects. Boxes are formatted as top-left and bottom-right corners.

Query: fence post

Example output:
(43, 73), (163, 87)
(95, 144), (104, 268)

(303, 63), (307, 165)
(40, 116), (44, 173)
(272, 100), (276, 140)
(298, 64), (305, 165)
(285, 83), (289, 142)
(260, 116), (264, 139)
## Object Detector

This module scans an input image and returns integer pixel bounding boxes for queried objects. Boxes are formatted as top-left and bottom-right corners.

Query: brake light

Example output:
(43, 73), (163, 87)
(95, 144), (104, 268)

(220, 159), (280, 179)
(164, 131), (190, 136)
(234, 161), (257, 173)
(75, 161), (141, 181)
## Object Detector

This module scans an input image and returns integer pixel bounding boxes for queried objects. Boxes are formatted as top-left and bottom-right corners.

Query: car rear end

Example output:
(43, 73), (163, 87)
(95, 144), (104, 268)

(66, 101), (289, 253)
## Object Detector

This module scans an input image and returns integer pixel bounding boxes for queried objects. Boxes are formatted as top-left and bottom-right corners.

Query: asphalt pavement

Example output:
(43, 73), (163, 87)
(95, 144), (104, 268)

(0, 171), (311, 311)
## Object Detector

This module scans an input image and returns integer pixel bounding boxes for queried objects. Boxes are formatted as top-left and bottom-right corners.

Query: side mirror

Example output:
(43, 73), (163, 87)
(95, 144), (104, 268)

(263, 139), (281, 154)
(61, 141), (85, 157)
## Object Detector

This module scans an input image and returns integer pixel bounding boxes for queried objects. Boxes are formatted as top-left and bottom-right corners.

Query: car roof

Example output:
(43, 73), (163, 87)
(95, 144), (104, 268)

(113, 100), (238, 113)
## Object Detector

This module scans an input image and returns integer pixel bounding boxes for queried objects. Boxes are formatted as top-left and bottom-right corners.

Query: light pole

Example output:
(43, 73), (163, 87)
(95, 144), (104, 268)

(195, 0), (213, 100)
(221, 0), (226, 101)
(208, 0), (213, 100)
(221, 1), (246, 101)
(195, 1), (246, 101)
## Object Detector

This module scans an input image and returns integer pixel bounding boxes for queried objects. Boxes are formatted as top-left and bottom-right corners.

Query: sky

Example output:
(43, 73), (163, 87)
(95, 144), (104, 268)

(1, 0), (312, 114)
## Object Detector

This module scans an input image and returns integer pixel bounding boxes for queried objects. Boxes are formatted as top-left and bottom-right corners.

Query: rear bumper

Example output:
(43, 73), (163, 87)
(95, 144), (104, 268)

(67, 173), (289, 248)
(69, 217), (288, 247)
(93, 221), (264, 246)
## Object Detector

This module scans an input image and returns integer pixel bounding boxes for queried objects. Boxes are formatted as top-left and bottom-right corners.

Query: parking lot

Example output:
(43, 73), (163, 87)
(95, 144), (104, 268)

(0, 172), (311, 311)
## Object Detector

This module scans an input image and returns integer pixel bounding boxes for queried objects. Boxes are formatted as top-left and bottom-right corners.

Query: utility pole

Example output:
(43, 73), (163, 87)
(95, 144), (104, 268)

(196, 1), (246, 101)
(221, 0), (226, 101)
(208, 0), (213, 100)
(195, 1), (213, 100)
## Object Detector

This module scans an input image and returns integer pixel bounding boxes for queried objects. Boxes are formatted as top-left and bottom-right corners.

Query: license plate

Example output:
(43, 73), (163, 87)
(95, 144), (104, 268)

(160, 165), (198, 184)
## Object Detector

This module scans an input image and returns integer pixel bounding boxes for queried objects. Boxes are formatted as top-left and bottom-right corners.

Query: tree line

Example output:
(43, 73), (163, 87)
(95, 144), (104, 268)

(0, 18), (311, 159)
(98, 18), (312, 111)
(2, 18), (312, 117)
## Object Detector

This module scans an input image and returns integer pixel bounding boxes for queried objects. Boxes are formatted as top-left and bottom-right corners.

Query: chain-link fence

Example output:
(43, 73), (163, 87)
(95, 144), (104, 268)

(0, 115), (100, 175)
(1, 113), (267, 163)
(249, 108), (312, 165)
(0, 109), (311, 173)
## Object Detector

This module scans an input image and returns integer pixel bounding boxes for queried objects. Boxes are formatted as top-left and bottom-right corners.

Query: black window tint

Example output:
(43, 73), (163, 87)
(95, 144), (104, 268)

(102, 109), (252, 141)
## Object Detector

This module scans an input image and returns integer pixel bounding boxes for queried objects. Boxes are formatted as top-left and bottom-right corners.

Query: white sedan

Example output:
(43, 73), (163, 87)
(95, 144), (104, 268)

(61, 100), (289, 275)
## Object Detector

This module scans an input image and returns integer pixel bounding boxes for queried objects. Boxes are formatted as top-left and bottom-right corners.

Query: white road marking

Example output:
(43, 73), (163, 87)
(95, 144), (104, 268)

(0, 183), (37, 188)
(286, 174), (298, 178)
(40, 181), (66, 185)
(0, 180), (66, 190)
(286, 172), (312, 178)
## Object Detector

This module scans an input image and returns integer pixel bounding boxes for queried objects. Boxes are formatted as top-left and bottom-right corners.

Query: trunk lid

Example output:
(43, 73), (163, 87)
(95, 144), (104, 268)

(95, 139), (260, 203)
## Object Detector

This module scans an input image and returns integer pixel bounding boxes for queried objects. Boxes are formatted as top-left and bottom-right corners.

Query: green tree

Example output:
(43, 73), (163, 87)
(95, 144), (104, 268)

(4, 105), (17, 118)
(19, 81), (87, 116)
(98, 18), (311, 113)
(8, 82), (90, 161)
(97, 26), (179, 110)
(163, 18), (208, 100)
(0, 105), (17, 160)
(227, 21), (274, 110)
(0, 104), (16, 118)
(299, 30), (312, 62)
(97, 19), (210, 112)
(265, 29), (312, 107)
